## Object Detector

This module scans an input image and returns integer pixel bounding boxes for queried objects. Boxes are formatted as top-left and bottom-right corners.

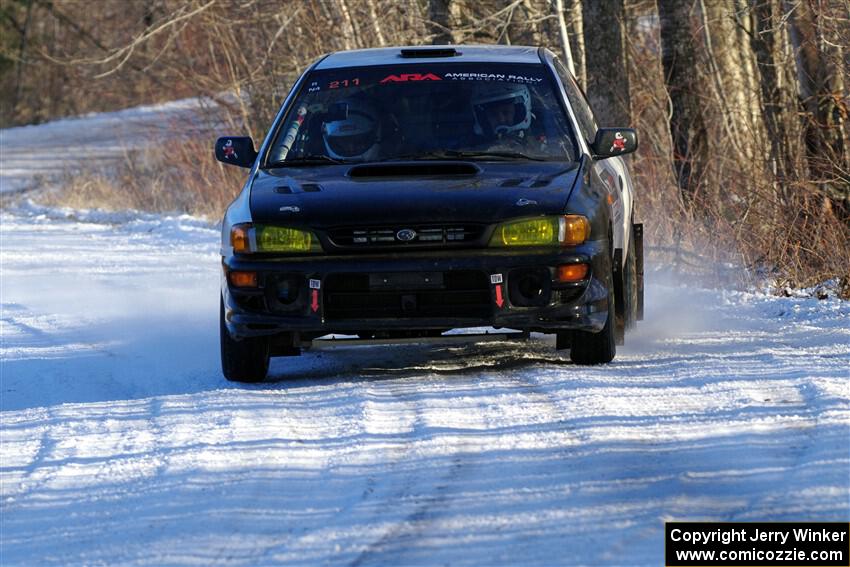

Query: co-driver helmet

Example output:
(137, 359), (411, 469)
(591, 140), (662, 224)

(322, 99), (381, 161)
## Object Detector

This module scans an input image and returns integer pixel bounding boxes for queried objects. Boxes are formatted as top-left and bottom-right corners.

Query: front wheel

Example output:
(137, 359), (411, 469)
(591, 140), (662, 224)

(569, 284), (616, 365)
(220, 299), (269, 382)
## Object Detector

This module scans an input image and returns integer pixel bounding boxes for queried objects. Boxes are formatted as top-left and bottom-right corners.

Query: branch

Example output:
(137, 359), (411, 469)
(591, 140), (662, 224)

(93, 0), (217, 79)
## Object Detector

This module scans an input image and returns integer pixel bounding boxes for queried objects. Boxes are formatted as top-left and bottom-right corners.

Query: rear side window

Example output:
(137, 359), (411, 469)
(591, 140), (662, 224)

(552, 58), (598, 145)
(267, 63), (579, 164)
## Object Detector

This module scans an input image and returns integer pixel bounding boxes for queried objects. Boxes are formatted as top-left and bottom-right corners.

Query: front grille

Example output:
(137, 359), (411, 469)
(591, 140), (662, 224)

(324, 271), (491, 320)
(328, 224), (484, 249)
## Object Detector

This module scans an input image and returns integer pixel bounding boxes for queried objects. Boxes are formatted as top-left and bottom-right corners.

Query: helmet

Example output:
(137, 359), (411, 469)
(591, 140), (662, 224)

(472, 83), (532, 137)
(322, 100), (381, 160)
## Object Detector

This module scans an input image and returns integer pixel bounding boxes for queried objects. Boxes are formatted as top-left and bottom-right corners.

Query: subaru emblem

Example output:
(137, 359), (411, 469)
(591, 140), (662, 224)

(396, 229), (417, 242)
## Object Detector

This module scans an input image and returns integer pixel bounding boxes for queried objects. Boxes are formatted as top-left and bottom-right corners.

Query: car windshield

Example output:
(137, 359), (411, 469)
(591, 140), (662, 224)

(266, 63), (578, 165)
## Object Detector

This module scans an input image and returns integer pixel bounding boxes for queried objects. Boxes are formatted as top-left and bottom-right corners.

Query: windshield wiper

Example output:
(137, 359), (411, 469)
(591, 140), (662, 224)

(265, 155), (345, 167)
(379, 150), (547, 162)
(377, 151), (456, 162)
(442, 150), (547, 161)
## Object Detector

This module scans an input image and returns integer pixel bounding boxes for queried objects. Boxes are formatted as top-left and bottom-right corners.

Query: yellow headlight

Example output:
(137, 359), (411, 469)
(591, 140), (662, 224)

(492, 217), (559, 246)
(489, 215), (590, 247)
(256, 225), (320, 253)
(230, 224), (322, 253)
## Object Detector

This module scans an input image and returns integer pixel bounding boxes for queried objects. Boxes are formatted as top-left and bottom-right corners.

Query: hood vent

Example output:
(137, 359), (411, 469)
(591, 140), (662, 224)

(400, 47), (459, 58)
(302, 183), (322, 192)
(274, 185), (293, 194)
(348, 162), (479, 178)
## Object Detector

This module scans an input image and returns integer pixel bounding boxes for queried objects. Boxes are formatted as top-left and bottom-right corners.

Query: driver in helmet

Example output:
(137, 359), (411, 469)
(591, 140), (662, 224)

(322, 99), (382, 161)
(471, 83), (535, 146)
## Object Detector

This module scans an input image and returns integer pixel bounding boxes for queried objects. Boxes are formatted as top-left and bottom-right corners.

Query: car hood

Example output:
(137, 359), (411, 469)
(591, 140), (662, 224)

(249, 161), (580, 228)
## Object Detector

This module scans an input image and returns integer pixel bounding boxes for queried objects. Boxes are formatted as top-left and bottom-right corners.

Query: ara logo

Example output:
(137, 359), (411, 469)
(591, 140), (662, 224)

(380, 73), (442, 83)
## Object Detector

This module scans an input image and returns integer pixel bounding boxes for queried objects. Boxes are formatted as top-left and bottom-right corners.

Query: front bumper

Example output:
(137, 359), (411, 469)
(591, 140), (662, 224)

(222, 243), (611, 340)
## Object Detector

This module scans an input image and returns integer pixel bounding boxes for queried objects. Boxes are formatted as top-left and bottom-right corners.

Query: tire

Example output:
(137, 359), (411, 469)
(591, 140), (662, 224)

(570, 272), (617, 365)
(220, 299), (269, 382)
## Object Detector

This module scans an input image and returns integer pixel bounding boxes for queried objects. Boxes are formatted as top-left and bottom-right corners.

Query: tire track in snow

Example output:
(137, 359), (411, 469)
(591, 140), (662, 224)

(347, 340), (581, 566)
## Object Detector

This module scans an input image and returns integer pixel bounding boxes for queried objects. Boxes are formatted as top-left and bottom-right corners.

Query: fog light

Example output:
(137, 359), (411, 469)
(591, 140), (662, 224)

(229, 270), (258, 287)
(275, 276), (301, 304)
(556, 263), (589, 282)
(508, 267), (551, 307)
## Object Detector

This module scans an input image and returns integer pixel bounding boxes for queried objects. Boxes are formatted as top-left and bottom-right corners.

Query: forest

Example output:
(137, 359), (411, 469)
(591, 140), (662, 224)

(1, 0), (848, 291)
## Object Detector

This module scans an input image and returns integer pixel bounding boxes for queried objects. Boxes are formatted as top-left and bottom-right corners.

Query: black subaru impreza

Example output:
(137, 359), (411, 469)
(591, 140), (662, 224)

(215, 45), (642, 382)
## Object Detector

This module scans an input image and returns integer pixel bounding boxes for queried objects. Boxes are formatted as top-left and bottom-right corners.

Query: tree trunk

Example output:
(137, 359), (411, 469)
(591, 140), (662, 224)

(582, 0), (630, 126)
(554, 0), (577, 77)
(565, 0), (585, 88)
(339, 0), (361, 49)
(365, 0), (387, 46)
(788, 0), (850, 212)
(13, 0), (34, 114)
(700, 0), (767, 166)
(658, 0), (708, 203)
(428, 0), (454, 44)
(751, 0), (795, 193)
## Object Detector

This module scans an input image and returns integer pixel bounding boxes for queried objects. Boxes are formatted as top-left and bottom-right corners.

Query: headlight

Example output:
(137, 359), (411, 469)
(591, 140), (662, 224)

(230, 224), (322, 254)
(489, 215), (590, 247)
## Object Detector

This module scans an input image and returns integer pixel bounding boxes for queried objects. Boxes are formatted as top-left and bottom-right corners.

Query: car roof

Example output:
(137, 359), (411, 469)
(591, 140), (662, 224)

(315, 45), (544, 70)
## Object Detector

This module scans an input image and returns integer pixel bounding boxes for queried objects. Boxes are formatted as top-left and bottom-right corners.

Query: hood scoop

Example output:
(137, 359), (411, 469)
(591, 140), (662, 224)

(348, 162), (480, 178)
(275, 184), (323, 194)
(500, 178), (552, 188)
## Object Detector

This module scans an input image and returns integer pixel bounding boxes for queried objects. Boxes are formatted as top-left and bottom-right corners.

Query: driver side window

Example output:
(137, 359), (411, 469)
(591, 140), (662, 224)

(553, 58), (598, 145)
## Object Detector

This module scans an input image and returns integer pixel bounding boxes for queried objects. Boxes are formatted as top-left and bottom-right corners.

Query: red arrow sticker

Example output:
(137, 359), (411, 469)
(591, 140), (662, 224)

(311, 289), (319, 313)
(495, 284), (504, 308)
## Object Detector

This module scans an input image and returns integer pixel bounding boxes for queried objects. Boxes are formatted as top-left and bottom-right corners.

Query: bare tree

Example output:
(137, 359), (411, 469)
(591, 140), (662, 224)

(699, 0), (767, 165)
(428, 0), (455, 44)
(554, 0), (576, 76)
(582, 0), (630, 126)
(658, 0), (708, 201)
(564, 0), (585, 87)
(788, 0), (850, 212)
(751, 0), (797, 190)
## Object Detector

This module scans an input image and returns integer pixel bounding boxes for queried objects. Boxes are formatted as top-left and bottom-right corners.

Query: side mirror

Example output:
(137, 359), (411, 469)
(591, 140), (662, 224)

(215, 136), (257, 168)
(590, 128), (638, 159)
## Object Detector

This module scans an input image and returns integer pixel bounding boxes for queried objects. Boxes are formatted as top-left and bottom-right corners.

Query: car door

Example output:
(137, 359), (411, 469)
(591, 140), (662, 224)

(550, 57), (634, 261)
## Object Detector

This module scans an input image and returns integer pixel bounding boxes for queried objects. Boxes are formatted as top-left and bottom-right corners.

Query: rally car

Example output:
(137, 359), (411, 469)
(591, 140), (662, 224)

(215, 45), (643, 382)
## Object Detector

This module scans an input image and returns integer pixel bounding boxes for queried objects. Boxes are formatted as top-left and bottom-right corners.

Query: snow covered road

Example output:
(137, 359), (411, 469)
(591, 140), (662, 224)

(1, 104), (849, 565)
(1, 205), (848, 565)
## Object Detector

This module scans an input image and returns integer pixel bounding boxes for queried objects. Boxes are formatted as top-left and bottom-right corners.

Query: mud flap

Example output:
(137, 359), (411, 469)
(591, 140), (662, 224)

(634, 223), (644, 321)
(612, 248), (625, 345)
(271, 332), (301, 357)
